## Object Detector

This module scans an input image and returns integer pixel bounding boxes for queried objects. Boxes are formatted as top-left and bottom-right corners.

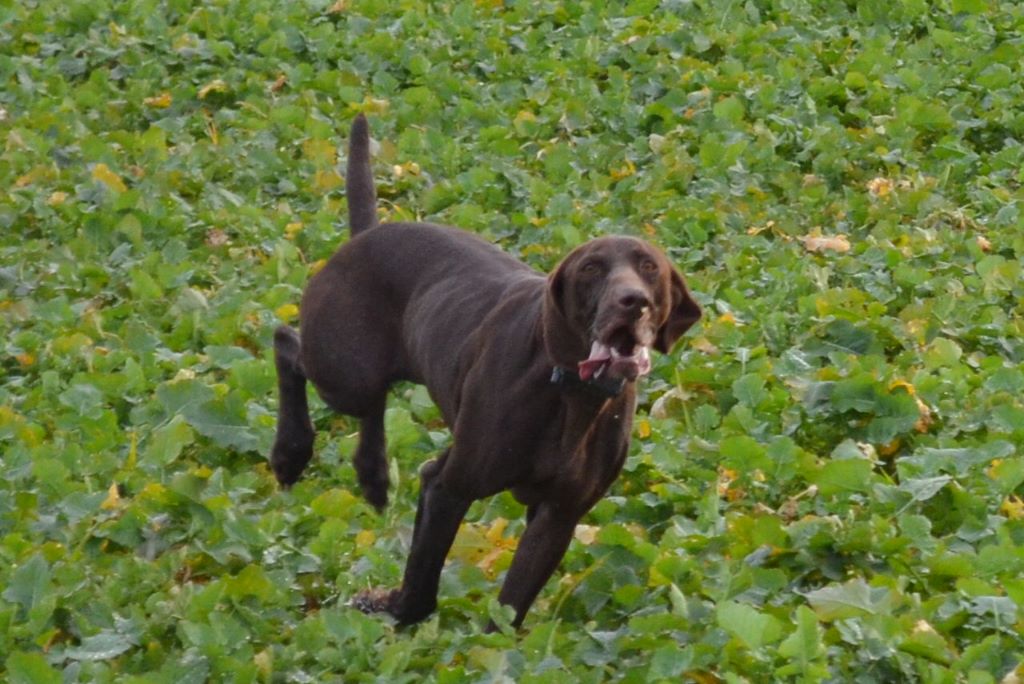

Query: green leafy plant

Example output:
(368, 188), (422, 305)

(2, 0), (1023, 681)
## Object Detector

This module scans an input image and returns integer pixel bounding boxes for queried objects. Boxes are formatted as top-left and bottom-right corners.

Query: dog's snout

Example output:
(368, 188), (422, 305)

(617, 289), (650, 314)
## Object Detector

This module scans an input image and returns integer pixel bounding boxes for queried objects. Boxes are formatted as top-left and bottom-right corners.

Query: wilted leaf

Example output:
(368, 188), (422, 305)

(198, 79), (229, 99)
(800, 234), (850, 253)
(143, 92), (172, 108)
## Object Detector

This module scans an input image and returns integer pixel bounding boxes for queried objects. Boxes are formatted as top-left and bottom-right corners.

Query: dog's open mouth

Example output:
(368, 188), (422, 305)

(577, 338), (652, 382)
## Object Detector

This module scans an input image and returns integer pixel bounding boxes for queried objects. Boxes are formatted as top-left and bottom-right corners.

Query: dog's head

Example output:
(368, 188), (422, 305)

(543, 237), (701, 383)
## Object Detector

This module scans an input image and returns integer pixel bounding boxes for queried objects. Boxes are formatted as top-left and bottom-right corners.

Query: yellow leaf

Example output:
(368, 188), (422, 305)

(204, 112), (219, 146)
(143, 91), (172, 108)
(275, 303), (299, 321)
(977, 235), (992, 252)
(100, 483), (121, 510)
(717, 311), (738, 325)
(127, 430), (137, 470)
(360, 97), (390, 114)
(15, 353), (34, 367)
(390, 161), (421, 179)
(48, 191), (68, 206)
(138, 483), (169, 504)
(450, 523), (490, 565)
(801, 234), (851, 253)
(513, 109), (536, 133)
(326, 0), (346, 13)
(610, 159), (636, 181)
(692, 337), (719, 355)
(684, 670), (722, 684)
(92, 163), (127, 193)
(636, 418), (651, 439)
(309, 259), (328, 276)
(355, 529), (376, 548)
(889, 381), (932, 432)
(15, 165), (53, 187)
(1000, 495), (1024, 520)
(717, 467), (738, 498)
(313, 169), (343, 192)
(198, 79), (229, 99)
(302, 138), (337, 166)
(484, 517), (509, 545)
(879, 438), (902, 457)
(867, 177), (893, 197)
(284, 222), (304, 239)
(451, 521), (517, 577)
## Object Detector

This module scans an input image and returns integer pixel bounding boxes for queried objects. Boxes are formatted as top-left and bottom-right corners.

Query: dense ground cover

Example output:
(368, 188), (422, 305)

(3, 0), (1024, 680)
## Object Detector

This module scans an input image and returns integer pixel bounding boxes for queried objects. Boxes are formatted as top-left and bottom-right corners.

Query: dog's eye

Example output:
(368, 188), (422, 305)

(640, 259), (658, 273)
(581, 262), (601, 276)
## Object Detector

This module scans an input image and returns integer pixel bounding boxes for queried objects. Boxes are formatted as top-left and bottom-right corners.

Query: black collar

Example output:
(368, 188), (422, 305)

(550, 366), (625, 399)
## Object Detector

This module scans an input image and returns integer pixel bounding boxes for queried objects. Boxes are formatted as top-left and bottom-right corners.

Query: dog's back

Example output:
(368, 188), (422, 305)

(299, 115), (541, 419)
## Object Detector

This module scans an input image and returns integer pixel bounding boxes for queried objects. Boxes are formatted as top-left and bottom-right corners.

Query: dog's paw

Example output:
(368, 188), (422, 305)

(351, 587), (398, 615)
(354, 451), (389, 511)
(351, 588), (436, 625)
(270, 439), (313, 487)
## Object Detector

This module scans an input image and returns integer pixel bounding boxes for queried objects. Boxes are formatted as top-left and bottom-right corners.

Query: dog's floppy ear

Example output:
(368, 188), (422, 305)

(542, 255), (585, 364)
(655, 267), (701, 353)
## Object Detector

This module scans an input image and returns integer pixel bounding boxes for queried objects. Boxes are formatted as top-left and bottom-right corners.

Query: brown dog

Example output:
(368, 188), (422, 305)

(270, 115), (701, 628)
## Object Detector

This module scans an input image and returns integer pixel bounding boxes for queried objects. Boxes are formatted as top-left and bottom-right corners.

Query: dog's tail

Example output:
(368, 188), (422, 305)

(346, 113), (378, 236)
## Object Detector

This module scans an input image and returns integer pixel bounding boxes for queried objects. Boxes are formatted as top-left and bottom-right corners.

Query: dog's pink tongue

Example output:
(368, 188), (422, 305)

(578, 342), (612, 381)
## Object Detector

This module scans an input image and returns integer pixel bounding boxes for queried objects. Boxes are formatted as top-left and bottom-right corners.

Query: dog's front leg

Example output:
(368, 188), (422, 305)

(496, 502), (579, 629)
(355, 453), (471, 625)
(270, 325), (314, 485)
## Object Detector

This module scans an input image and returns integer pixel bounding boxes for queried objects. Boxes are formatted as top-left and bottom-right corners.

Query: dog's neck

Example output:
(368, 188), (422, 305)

(549, 366), (626, 399)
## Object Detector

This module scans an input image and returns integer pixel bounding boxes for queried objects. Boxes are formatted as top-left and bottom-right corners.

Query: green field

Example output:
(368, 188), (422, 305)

(3, 0), (1024, 681)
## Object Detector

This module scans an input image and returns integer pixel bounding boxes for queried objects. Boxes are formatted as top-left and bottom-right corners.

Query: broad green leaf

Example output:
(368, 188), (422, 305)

(716, 600), (783, 648)
(952, 0), (988, 12)
(58, 383), (105, 419)
(805, 579), (893, 621)
(182, 395), (260, 452)
(810, 458), (874, 496)
(63, 630), (136, 661)
(732, 373), (767, 407)
(142, 415), (195, 466)
(2, 554), (52, 615)
(648, 644), (691, 679)
(897, 476), (951, 507)
(224, 565), (275, 602)
(720, 435), (768, 471)
(776, 606), (826, 679)
(155, 379), (215, 417)
(5, 652), (62, 684)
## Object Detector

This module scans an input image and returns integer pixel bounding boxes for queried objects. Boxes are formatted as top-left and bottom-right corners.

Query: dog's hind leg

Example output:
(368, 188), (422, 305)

(270, 325), (315, 485)
(353, 400), (389, 511)
(354, 448), (471, 624)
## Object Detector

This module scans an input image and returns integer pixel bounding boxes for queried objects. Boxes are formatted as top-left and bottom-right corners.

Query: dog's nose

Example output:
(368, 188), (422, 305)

(617, 289), (650, 314)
